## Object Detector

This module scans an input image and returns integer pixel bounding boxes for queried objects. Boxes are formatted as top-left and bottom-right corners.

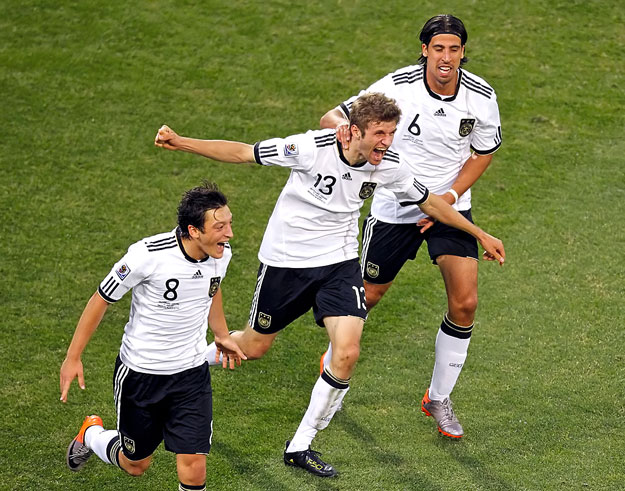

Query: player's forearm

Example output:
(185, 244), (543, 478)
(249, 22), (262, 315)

(176, 136), (255, 164)
(65, 292), (109, 361)
(450, 153), (493, 197)
(207, 289), (230, 339)
(420, 194), (488, 241)
(320, 108), (348, 129)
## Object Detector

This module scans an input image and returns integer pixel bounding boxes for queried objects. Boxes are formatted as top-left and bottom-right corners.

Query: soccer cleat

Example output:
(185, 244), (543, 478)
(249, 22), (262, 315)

(283, 440), (338, 478)
(66, 414), (103, 471)
(421, 389), (464, 438)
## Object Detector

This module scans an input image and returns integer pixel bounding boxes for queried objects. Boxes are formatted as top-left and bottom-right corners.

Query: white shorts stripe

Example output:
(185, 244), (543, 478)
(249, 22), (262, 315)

(360, 215), (377, 276)
(114, 362), (130, 431)
(248, 263), (268, 327)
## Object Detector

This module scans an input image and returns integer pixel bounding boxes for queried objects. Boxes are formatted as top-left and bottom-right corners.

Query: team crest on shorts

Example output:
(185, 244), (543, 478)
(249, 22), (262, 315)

(459, 119), (476, 137)
(359, 182), (377, 199)
(258, 312), (272, 329)
(116, 263), (131, 281)
(284, 142), (299, 157)
(366, 262), (380, 278)
(209, 277), (221, 297)
(123, 436), (135, 454)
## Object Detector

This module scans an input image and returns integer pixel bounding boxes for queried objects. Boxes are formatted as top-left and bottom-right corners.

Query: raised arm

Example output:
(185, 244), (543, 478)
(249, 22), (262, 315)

(207, 288), (247, 369)
(155, 125), (255, 163)
(59, 292), (110, 402)
(419, 194), (505, 265)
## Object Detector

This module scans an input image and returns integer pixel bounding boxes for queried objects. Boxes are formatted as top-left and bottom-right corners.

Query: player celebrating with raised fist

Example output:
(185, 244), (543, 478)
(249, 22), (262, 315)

(320, 14), (503, 439)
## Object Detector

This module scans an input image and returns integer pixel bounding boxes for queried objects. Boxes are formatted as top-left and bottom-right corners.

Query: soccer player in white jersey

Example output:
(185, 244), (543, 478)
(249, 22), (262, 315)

(60, 183), (245, 491)
(320, 15), (503, 439)
(154, 92), (504, 477)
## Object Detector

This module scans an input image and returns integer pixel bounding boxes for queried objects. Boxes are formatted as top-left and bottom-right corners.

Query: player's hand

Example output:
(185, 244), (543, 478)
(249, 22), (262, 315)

(154, 124), (180, 151)
(214, 335), (247, 370)
(417, 216), (436, 233)
(59, 357), (85, 403)
(478, 233), (505, 266)
(335, 122), (351, 148)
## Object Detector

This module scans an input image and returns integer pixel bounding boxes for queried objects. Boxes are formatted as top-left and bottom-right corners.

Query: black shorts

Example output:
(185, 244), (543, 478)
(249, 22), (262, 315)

(248, 258), (368, 334)
(361, 210), (478, 284)
(113, 357), (213, 460)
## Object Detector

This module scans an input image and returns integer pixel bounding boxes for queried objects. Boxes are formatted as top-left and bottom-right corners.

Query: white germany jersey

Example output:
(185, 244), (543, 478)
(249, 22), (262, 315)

(97, 228), (232, 375)
(253, 129), (429, 268)
(339, 65), (502, 224)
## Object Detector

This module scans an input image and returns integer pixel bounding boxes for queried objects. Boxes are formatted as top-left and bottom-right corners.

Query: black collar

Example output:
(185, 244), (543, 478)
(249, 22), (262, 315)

(175, 227), (211, 263)
(422, 67), (462, 102)
(337, 140), (368, 168)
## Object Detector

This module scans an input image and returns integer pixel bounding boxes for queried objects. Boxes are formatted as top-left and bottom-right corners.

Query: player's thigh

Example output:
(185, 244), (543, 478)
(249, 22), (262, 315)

(248, 262), (317, 334)
(113, 357), (165, 461)
(361, 214), (425, 284)
(162, 362), (213, 456)
(437, 255), (478, 304)
(313, 259), (367, 325)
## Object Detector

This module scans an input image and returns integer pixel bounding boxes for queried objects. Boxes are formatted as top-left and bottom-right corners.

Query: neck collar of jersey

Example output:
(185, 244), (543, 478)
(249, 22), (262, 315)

(337, 140), (368, 168)
(175, 227), (211, 263)
(423, 67), (462, 102)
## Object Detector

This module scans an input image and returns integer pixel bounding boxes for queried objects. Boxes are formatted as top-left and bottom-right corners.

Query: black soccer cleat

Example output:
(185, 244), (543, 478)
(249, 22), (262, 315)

(283, 440), (338, 478)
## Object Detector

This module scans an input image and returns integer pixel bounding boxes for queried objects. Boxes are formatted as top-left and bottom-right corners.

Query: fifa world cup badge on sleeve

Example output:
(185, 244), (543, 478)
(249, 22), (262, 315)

(116, 263), (131, 281)
(284, 143), (299, 157)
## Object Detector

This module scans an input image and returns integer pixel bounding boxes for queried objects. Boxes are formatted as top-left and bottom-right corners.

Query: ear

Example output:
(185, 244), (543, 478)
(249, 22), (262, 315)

(351, 124), (361, 140)
(187, 224), (200, 239)
(421, 43), (428, 58)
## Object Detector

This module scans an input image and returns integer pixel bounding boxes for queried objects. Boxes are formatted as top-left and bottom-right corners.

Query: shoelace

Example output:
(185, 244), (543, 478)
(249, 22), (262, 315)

(69, 445), (92, 461)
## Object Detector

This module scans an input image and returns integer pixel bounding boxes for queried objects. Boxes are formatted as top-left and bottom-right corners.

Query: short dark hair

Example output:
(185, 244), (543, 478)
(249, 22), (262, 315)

(349, 92), (402, 135)
(418, 14), (468, 66)
(177, 181), (228, 238)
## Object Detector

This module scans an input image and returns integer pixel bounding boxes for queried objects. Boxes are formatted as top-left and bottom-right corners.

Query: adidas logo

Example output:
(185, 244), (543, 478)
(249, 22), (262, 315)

(192, 270), (203, 279)
(342, 172), (352, 181)
(434, 108), (446, 117)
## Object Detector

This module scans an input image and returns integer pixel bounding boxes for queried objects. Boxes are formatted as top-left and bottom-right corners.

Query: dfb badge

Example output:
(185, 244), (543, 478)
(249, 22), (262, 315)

(123, 436), (135, 454)
(359, 182), (377, 199)
(258, 312), (272, 329)
(459, 119), (475, 137)
(209, 277), (221, 297)
(366, 262), (380, 279)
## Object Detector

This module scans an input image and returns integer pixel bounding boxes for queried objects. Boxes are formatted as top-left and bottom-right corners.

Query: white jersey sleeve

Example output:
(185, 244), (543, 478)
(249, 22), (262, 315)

(98, 241), (155, 303)
(253, 132), (318, 172)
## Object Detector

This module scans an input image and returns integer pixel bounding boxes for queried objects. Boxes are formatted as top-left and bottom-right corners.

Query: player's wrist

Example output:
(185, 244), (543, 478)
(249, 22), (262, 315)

(447, 188), (459, 204)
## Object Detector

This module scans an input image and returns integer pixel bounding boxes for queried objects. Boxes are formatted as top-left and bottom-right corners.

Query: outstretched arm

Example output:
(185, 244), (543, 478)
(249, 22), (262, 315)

(419, 194), (505, 265)
(59, 292), (110, 402)
(207, 288), (247, 369)
(155, 125), (255, 163)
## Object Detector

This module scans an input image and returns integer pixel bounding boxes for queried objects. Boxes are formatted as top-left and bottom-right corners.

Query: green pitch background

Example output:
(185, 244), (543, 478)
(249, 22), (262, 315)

(1, 0), (624, 489)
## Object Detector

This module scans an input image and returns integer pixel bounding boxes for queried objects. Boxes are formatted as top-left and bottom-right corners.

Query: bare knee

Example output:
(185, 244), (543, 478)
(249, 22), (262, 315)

(120, 454), (151, 477)
(448, 294), (478, 325)
(364, 281), (391, 310)
(330, 344), (360, 376)
(177, 454), (206, 485)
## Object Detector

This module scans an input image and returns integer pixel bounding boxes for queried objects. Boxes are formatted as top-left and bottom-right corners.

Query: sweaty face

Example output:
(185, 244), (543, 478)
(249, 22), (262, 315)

(422, 33), (465, 94)
(191, 205), (233, 259)
(355, 120), (397, 166)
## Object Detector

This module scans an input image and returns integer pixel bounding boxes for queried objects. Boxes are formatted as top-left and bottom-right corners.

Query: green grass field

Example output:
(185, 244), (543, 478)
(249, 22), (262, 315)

(2, 0), (624, 489)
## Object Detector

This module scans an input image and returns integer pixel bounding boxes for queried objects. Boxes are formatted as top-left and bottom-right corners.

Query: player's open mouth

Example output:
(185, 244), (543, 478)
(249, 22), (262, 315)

(373, 147), (386, 158)
(438, 66), (452, 74)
